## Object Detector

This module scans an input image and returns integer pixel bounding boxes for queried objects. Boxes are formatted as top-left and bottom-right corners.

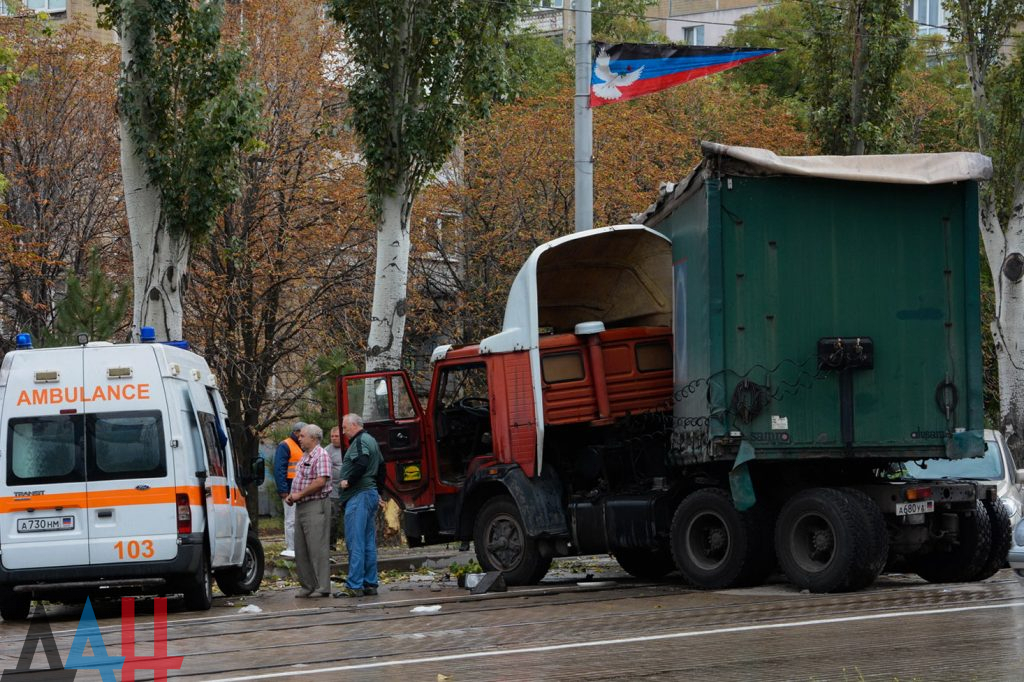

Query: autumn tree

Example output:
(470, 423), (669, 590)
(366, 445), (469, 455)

(0, 18), (127, 349)
(91, 0), (261, 342)
(327, 0), (523, 373)
(185, 0), (374, 508)
(947, 0), (1024, 459)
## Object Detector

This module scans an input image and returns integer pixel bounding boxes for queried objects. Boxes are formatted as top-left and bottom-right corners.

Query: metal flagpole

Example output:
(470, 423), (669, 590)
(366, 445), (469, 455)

(574, 0), (593, 232)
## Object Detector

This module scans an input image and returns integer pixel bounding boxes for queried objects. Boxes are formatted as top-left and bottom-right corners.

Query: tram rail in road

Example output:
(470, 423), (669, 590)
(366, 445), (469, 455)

(1, 573), (1022, 681)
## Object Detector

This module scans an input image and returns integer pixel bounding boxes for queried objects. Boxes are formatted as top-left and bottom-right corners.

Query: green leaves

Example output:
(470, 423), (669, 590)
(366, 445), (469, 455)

(329, 0), (523, 206)
(44, 249), (129, 347)
(93, 0), (262, 241)
(804, 0), (914, 154)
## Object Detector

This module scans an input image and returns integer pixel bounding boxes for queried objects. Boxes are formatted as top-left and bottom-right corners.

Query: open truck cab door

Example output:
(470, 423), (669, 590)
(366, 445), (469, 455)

(338, 372), (430, 509)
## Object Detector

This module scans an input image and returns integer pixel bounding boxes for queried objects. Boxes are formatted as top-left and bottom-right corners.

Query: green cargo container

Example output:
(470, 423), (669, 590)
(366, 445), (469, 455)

(639, 143), (992, 464)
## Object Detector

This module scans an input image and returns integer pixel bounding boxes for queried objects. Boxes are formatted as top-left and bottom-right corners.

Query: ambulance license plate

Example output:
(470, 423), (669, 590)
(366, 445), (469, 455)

(895, 500), (934, 516)
(17, 516), (75, 532)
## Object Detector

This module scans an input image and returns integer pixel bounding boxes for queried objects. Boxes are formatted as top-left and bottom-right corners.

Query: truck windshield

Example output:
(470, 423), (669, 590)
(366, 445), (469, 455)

(899, 439), (1003, 481)
(7, 411), (166, 485)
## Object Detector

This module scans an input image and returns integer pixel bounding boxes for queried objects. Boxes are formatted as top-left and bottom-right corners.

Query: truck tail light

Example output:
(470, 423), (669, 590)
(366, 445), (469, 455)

(176, 493), (192, 534)
(905, 486), (932, 501)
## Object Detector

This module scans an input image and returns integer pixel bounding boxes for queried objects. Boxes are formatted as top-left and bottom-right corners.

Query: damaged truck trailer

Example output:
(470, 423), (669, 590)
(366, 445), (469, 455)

(339, 143), (1008, 593)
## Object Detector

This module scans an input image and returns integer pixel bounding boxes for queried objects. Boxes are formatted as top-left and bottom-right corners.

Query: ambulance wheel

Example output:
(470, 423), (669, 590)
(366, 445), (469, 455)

(216, 531), (266, 596)
(182, 551), (214, 611)
(0, 588), (30, 622)
(474, 496), (551, 585)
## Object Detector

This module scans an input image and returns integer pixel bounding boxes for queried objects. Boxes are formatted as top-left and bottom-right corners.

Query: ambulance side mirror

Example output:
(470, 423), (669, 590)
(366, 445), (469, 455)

(251, 458), (266, 485)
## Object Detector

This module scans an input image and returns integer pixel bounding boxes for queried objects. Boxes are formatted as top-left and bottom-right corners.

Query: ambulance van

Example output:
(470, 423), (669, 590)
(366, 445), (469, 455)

(0, 329), (264, 620)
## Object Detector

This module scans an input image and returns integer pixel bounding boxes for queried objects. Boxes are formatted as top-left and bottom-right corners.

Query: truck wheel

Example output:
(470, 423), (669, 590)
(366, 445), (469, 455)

(913, 500), (994, 583)
(972, 499), (1013, 581)
(473, 496), (552, 585)
(670, 488), (772, 589)
(0, 588), (30, 622)
(775, 488), (877, 593)
(838, 487), (889, 591)
(614, 546), (675, 579)
(215, 531), (266, 596)
(182, 550), (214, 611)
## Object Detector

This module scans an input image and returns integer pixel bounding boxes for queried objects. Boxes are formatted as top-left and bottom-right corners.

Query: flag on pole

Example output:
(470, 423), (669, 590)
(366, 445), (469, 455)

(590, 42), (779, 107)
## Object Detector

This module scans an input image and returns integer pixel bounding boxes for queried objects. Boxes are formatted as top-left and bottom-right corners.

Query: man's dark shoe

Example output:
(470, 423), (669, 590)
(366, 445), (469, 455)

(333, 586), (363, 598)
(363, 586), (378, 596)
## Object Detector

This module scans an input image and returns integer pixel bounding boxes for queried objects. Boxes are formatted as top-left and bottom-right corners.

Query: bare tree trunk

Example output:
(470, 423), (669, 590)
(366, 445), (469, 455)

(982, 194), (1024, 463)
(119, 32), (190, 342)
(366, 179), (413, 372)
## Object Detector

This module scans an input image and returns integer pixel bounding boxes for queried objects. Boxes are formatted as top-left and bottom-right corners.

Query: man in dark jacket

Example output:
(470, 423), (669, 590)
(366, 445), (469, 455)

(273, 422), (306, 558)
(333, 413), (384, 597)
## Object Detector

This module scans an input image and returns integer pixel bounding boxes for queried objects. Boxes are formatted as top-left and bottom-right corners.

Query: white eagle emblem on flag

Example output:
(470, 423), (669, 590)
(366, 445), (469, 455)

(593, 48), (644, 100)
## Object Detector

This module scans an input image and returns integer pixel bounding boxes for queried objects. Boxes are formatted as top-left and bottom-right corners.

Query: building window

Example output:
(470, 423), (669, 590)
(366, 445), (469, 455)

(539, 0), (564, 7)
(2, 0), (67, 14)
(681, 25), (705, 45)
(912, 0), (945, 33)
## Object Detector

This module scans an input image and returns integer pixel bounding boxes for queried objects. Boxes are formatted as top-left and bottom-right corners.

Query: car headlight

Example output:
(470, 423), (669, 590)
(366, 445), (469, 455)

(1002, 496), (1022, 520)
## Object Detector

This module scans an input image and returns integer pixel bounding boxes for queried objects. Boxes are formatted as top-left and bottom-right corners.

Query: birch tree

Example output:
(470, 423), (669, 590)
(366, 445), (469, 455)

(947, 0), (1024, 459)
(92, 0), (260, 341)
(328, 0), (522, 371)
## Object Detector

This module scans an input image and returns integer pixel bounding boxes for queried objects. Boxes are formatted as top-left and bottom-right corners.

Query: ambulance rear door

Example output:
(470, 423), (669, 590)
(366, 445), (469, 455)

(0, 349), (90, 569)
(186, 378), (235, 568)
(82, 345), (178, 566)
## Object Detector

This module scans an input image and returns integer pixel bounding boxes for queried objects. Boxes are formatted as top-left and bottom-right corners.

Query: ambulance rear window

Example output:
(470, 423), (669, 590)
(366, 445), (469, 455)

(5, 411), (166, 485)
(88, 411), (166, 480)
(7, 416), (84, 484)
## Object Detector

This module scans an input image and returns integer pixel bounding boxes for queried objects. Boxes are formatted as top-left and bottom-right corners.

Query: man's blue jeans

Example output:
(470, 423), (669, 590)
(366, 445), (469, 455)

(344, 488), (379, 590)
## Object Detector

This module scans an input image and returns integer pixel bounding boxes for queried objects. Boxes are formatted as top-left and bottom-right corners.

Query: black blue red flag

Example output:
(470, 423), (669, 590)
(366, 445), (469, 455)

(590, 42), (779, 107)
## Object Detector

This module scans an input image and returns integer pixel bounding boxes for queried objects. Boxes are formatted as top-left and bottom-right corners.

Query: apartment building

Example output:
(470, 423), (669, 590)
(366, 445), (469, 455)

(0, 0), (115, 42)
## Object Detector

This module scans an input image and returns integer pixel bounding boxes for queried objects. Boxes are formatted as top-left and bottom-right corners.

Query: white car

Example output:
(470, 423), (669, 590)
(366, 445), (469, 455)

(1009, 519), (1024, 578)
(900, 429), (1023, 529)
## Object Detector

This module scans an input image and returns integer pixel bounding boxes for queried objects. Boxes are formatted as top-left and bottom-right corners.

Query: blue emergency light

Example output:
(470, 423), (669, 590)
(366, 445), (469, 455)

(140, 327), (156, 343)
(15, 333), (32, 350)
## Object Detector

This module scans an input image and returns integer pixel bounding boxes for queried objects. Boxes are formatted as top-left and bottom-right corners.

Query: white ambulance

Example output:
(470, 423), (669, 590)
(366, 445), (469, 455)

(0, 329), (264, 620)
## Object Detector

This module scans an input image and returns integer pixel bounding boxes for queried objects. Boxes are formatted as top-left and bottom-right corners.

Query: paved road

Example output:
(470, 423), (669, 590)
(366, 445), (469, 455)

(1, 569), (1023, 681)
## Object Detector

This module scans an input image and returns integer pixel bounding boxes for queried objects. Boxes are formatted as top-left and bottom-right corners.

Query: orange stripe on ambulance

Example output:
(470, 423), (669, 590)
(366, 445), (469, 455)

(14, 383), (151, 406)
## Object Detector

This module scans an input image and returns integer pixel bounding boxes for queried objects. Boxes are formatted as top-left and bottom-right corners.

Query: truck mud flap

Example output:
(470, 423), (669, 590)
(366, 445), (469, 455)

(459, 465), (568, 538)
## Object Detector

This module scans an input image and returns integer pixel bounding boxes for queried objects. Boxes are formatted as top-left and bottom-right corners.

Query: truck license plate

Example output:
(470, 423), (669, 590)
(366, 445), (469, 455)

(17, 516), (75, 533)
(896, 500), (934, 516)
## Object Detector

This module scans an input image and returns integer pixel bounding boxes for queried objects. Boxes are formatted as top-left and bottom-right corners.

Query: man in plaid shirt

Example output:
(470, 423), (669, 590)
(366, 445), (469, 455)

(285, 424), (333, 597)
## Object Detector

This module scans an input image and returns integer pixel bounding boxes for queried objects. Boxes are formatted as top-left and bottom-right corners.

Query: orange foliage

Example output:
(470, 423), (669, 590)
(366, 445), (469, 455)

(185, 0), (375, 466)
(0, 19), (126, 348)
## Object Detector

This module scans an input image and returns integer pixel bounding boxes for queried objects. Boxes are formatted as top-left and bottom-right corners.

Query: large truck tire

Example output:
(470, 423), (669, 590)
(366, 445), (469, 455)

(775, 487), (879, 593)
(669, 488), (773, 589)
(0, 588), (30, 622)
(614, 546), (676, 579)
(474, 496), (552, 585)
(181, 550), (214, 611)
(838, 487), (889, 590)
(215, 530), (266, 596)
(972, 499), (1013, 581)
(913, 500), (992, 583)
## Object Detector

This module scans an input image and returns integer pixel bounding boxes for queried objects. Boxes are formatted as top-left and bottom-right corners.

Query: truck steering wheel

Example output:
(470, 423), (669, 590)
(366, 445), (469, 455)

(456, 396), (490, 417)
